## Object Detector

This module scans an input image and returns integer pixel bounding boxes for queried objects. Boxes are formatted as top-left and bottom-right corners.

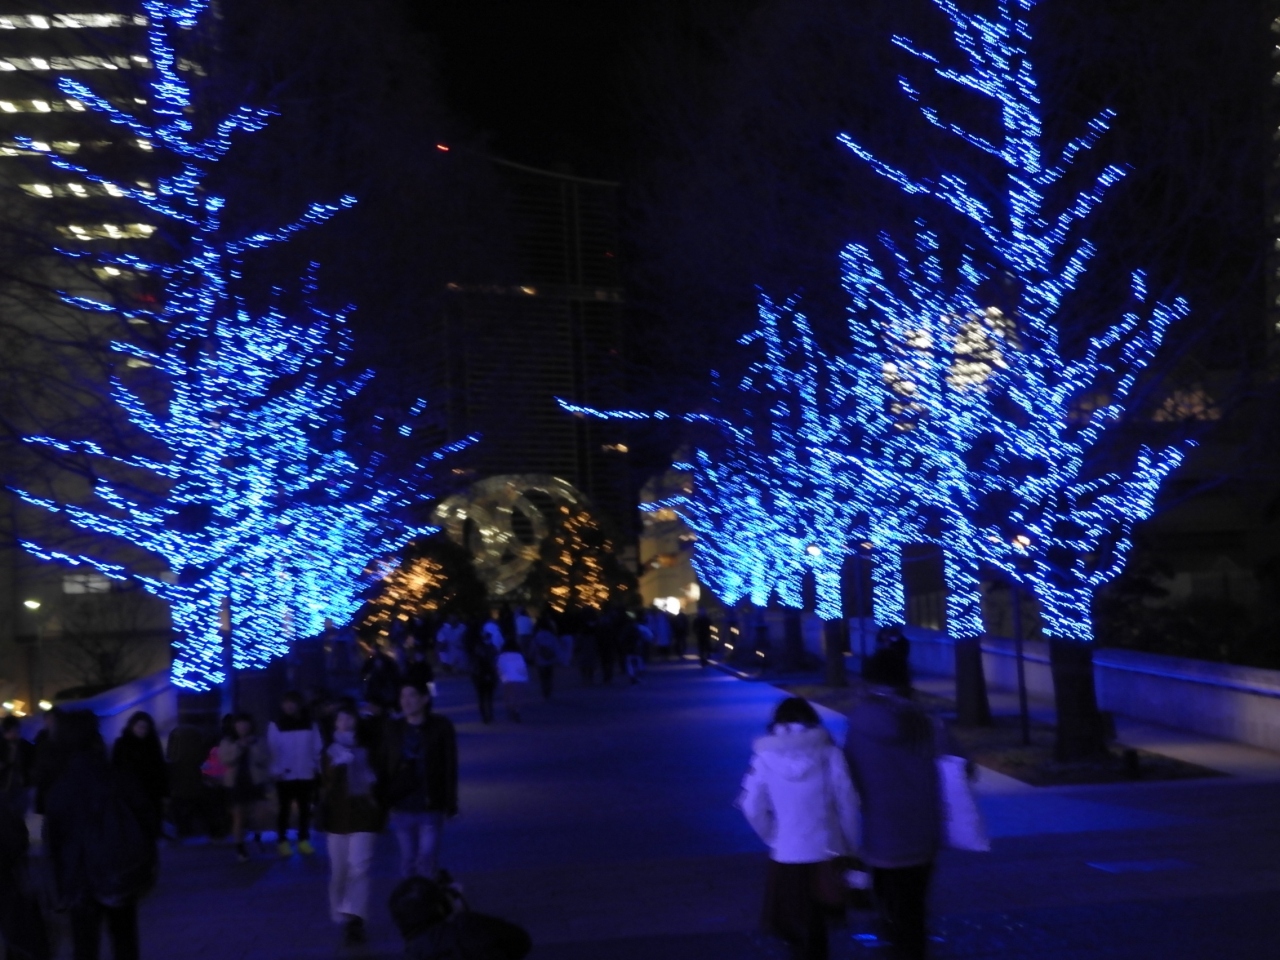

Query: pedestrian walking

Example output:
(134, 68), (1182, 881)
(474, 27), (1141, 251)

(379, 682), (458, 879)
(0, 715), (34, 820)
(45, 710), (159, 960)
(532, 616), (559, 700)
(693, 606), (714, 667)
(361, 638), (403, 707)
(595, 610), (619, 684)
(469, 636), (499, 724)
(843, 650), (942, 960)
(496, 639), (530, 721)
(165, 725), (207, 839)
(319, 703), (385, 946)
(481, 610), (506, 650)
(436, 615), (467, 674)
(647, 608), (673, 660)
(620, 615), (645, 684)
(111, 712), (169, 837)
(672, 609), (690, 659)
(514, 606), (535, 657)
(218, 713), (271, 861)
(738, 697), (860, 960)
(0, 795), (50, 960)
(574, 609), (600, 684)
(405, 644), (436, 697)
(267, 692), (323, 856)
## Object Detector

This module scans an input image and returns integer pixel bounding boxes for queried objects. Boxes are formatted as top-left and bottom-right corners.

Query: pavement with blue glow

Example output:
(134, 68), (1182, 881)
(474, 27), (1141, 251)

(34, 661), (1280, 959)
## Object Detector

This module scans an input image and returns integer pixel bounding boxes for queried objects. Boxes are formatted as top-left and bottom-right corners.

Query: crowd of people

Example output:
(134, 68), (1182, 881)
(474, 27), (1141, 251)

(0, 599), (724, 960)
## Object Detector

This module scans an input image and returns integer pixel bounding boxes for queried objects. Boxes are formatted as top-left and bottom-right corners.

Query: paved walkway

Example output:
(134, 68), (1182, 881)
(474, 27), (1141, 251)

(28, 661), (1280, 958)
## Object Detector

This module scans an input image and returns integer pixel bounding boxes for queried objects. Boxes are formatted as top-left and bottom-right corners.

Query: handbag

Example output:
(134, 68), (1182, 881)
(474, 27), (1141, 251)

(936, 754), (990, 851)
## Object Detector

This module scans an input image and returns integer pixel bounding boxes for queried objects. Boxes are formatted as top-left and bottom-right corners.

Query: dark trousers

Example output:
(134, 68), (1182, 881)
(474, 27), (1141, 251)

(69, 900), (138, 960)
(872, 862), (933, 959)
(276, 779), (314, 841)
(697, 636), (712, 666)
(473, 677), (496, 723)
(537, 665), (555, 699)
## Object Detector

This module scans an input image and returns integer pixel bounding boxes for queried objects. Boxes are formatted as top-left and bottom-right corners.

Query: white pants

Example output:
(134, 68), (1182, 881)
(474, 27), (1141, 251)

(327, 831), (377, 922)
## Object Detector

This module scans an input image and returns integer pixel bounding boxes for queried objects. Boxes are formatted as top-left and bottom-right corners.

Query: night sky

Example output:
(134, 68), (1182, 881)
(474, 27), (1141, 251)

(405, 1), (648, 179)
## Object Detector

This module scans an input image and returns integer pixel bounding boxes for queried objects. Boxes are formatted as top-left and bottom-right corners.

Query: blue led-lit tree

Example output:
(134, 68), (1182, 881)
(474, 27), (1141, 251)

(841, 0), (1191, 755)
(10, 0), (448, 691)
(840, 230), (1011, 723)
(562, 293), (879, 670)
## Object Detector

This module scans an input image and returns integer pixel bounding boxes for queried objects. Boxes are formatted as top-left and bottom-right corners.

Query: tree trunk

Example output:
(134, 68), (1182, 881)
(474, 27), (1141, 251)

(869, 540), (906, 625)
(783, 608), (805, 671)
(1049, 638), (1107, 760)
(943, 549), (990, 726)
(823, 618), (847, 688)
(953, 635), (991, 726)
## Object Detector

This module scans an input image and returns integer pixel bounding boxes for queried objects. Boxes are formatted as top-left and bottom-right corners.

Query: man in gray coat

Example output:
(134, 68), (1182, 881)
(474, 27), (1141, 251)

(843, 649), (940, 959)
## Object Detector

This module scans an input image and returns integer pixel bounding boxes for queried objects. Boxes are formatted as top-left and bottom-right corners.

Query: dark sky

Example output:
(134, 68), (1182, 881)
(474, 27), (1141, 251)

(404, 1), (644, 179)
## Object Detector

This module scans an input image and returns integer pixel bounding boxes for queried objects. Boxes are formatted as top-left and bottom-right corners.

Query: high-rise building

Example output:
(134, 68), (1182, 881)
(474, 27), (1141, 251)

(0, 2), (168, 708)
(433, 158), (632, 532)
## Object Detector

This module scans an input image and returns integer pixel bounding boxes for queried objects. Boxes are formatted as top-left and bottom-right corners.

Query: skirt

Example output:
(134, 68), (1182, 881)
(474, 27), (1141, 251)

(762, 860), (834, 960)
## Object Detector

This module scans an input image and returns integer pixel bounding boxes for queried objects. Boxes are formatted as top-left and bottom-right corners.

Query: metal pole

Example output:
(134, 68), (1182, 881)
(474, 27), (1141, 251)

(852, 551), (867, 665)
(220, 596), (236, 718)
(1012, 581), (1030, 746)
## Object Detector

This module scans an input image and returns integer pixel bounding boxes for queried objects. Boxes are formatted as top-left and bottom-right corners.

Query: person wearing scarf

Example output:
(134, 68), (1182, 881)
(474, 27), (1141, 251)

(319, 703), (385, 946)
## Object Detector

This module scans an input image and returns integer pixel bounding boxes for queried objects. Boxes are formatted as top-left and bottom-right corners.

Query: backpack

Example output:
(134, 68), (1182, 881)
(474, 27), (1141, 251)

(201, 744), (227, 785)
(87, 772), (159, 906)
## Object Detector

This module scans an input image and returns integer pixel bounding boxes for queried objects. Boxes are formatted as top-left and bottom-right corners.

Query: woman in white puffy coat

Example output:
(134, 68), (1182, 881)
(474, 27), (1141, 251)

(738, 697), (860, 960)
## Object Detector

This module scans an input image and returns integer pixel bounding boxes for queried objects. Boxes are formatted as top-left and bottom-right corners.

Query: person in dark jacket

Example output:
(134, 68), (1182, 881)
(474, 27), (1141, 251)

(692, 607), (714, 667)
(843, 650), (939, 960)
(111, 712), (169, 836)
(45, 710), (158, 960)
(404, 644), (435, 695)
(379, 682), (458, 878)
(389, 875), (530, 960)
(1, 715), (35, 819)
(0, 794), (50, 960)
(361, 640), (403, 707)
(469, 632), (498, 724)
(320, 703), (385, 946)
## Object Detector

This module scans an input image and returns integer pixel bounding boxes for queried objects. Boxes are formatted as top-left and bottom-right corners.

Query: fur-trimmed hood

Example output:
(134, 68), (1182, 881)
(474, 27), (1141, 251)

(750, 724), (835, 782)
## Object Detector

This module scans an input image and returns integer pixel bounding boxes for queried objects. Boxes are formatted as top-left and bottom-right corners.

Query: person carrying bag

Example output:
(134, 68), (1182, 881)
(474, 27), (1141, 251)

(738, 697), (860, 960)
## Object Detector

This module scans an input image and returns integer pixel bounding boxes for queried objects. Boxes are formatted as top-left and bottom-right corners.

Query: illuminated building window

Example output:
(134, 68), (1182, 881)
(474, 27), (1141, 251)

(0, 14), (146, 30)
(0, 55), (136, 72)
(62, 572), (113, 594)
(1152, 387), (1222, 422)
(1068, 390), (1112, 425)
(0, 98), (89, 113)
(21, 182), (126, 199)
(57, 223), (157, 240)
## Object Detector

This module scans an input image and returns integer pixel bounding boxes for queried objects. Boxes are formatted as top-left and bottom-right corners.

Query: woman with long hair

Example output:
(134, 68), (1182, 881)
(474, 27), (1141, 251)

(111, 711), (169, 836)
(738, 697), (860, 960)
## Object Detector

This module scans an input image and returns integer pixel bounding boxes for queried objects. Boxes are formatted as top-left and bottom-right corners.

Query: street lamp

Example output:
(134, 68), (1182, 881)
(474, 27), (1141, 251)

(21, 599), (45, 708)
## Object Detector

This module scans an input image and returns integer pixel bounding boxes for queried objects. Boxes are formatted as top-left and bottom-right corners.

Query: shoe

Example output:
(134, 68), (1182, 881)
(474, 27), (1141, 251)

(297, 839), (315, 856)
(343, 916), (366, 946)
(236, 842), (249, 862)
(277, 840), (293, 857)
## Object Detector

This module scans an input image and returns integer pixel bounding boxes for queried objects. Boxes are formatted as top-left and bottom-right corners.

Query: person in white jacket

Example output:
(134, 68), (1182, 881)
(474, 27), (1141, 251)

(268, 691), (324, 856)
(738, 697), (860, 960)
